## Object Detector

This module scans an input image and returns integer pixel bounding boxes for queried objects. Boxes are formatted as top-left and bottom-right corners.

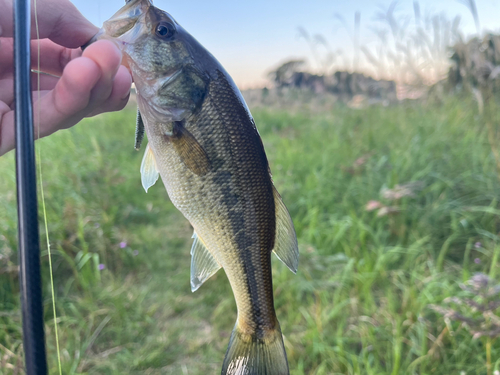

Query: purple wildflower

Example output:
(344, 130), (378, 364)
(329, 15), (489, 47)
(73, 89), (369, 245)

(474, 242), (482, 249)
(98, 264), (106, 270)
(474, 258), (481, 264)
(119, 241), (127, 248)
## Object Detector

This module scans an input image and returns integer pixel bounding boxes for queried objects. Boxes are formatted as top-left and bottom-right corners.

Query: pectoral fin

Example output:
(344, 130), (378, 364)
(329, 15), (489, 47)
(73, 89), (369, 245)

(135, 109), (145, 151)
(190, 231), (221, 292)
(171, 121), (211, 176)
(273, 186), (299, 273)
(140, 143), (159, 192)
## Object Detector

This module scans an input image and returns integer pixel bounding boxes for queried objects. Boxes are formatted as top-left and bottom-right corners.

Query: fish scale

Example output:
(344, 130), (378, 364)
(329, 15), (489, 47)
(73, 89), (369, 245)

(91, 1), (298, 373)
(154, 72), (278, 332)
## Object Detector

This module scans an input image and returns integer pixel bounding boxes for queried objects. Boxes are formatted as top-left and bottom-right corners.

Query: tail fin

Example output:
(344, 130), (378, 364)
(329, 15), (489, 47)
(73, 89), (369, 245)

(221, 323), (289, 375)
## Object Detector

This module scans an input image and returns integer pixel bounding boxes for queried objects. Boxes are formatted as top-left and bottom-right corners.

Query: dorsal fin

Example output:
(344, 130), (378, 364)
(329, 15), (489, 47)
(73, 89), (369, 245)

(272, 186), (299, 273)
(190, 231), (221, 292)
(140, 143), (159, 192)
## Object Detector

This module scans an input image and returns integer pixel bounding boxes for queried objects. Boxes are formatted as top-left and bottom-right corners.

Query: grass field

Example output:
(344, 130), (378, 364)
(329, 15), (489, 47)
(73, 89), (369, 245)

(1, 94), (500, 374)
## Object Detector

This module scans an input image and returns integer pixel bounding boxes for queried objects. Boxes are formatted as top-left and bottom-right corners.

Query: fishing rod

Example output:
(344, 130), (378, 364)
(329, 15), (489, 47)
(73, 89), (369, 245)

(14, 0), (48, 373)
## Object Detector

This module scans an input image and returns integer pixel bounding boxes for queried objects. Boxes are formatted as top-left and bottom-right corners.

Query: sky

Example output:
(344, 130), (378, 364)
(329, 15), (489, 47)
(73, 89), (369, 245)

(70, 0), (500, 89)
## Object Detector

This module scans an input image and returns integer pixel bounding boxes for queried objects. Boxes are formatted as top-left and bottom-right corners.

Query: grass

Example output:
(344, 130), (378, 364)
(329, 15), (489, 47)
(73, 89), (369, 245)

(1, 94), (500, 374)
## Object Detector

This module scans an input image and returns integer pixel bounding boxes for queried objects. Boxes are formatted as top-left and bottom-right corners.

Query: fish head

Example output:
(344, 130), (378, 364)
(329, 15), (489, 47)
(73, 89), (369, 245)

(93, 0), (210, 123)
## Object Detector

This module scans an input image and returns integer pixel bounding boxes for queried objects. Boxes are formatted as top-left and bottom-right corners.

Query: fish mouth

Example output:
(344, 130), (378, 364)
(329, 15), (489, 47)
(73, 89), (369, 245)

(104, 0), (151, 37)
(82, 0), (151, 50)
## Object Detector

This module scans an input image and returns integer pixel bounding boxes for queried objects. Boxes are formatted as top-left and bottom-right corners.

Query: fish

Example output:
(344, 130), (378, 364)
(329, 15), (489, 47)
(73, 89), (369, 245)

(90, 1), (299, 373)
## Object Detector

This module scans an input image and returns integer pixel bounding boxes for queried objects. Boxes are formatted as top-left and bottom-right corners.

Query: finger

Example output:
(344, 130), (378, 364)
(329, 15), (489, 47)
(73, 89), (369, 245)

(0, 77), (14, 106)
(31, 89), (52, 123)
(77, 41), (124, 112)
(30, 39), (82, 76)
(0, 0), (98, 47)
(2, 39), (79, 77)
(0, 106), (15, 156)
(40, 0), (99, 48)
(87, 65), (132, 116)
(0, 38), (14, 76)
(31, 40), (124, 108)
(38, 41), (130, 128)
(31, 72), (59, 91)
(40, 57), (102, 131)
(0, 40), (129, 156)
(28, 41), (123, 131)
(0, 54), (100, 156)
(0, 73), (59, 108)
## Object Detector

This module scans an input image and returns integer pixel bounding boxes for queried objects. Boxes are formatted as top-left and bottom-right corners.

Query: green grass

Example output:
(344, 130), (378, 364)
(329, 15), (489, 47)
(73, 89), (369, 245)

(1, 95), (500, 374)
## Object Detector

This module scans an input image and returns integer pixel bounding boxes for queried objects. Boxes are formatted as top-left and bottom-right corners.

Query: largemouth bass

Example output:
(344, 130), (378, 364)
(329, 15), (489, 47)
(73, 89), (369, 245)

(90, 1), (299, 373)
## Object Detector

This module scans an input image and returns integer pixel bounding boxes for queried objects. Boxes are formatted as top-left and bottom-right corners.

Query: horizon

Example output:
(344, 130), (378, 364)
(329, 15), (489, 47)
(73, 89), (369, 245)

(71, 0), (500, 89)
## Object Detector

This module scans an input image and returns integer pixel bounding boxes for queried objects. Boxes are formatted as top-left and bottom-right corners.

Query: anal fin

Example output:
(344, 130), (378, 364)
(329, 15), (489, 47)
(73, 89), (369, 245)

(190, 231), (221, 292)
(273, 186), (299, 273)
(140, 143), (159, 192)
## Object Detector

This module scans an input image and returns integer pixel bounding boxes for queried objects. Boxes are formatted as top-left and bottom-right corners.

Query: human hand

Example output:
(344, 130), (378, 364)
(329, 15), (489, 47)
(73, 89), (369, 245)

(0, 0), (133, 156)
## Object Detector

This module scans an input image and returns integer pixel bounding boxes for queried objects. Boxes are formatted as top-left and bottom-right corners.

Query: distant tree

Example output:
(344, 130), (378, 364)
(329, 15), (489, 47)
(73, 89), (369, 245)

(267, 60), (306, 86)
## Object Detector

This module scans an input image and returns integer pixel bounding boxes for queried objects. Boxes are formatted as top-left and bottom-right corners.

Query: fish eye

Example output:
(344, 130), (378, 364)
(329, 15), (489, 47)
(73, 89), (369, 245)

(155, 22), (176, 39)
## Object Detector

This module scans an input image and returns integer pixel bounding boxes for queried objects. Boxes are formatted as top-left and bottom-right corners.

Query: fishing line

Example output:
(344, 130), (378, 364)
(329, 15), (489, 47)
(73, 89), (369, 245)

(33, 0), (63, 373)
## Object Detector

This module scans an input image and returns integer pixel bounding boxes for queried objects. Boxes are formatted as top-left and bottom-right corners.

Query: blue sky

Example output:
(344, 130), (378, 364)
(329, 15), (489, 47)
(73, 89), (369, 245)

(71, 0), (500, 88)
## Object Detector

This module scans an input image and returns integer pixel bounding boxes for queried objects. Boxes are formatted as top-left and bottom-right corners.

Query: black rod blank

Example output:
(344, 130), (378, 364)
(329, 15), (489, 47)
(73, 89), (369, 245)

(14, 0), (48, 373)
